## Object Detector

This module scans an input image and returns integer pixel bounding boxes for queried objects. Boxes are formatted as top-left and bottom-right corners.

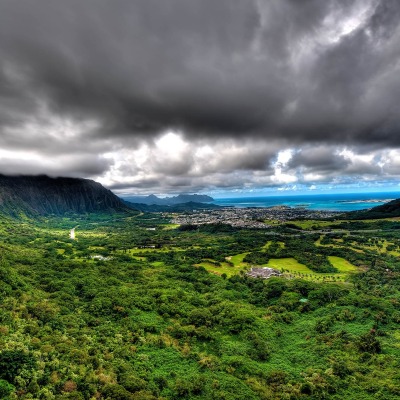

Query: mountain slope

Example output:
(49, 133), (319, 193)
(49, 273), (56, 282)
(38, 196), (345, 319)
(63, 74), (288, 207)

(0, 174), (128, 216)
(347, 197), (400, 219)
(368, 198), (400, 215)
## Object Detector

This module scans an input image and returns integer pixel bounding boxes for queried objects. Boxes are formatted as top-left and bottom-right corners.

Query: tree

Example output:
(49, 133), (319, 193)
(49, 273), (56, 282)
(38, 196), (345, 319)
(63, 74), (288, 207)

(0, 350), (36, 383)
(357, 331), (381, 354)
(0, 379), (14, 399)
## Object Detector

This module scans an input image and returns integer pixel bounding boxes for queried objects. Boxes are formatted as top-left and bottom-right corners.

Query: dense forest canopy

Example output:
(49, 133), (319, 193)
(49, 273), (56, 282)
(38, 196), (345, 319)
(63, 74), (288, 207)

(0, 209), (399, 399)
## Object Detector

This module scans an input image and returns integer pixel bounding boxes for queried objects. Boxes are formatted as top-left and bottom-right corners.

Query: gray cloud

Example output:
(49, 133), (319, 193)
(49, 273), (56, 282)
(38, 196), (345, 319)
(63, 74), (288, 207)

(0, 153), (111, 177)
(1, 0), (399, 142)
(0, 0), (400, 193)
(288, 148), (349, 172)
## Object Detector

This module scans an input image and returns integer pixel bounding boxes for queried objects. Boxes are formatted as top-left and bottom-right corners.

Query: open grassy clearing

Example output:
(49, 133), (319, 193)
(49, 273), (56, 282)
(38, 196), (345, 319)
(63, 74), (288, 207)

(315, 235), (345, 248)
(327, 256), (358, 272)
(352, 239), (400, 256)
(196, 261), (242, 277)
(226, 252), (249, 266)
(262, 240), (285, 250)
(127, 247), (187, 254)
(288, 220), (345, 229)
(88, 245), (106, 251)
(132, 255), (146, 260)
(70, 231), (108, 240)
(198, 254), (358, 282)
(362, 217), (400, 222)
(290, 217), (400, 230)
(333, 238), (344, 243)
(162, 223), (180, 230)
(266, 258), (312, 274)
(266, 257), (357, 282)
(315, 234), (365, 253)
(262, 240), (272, 250)
(151, 261), (165, 267)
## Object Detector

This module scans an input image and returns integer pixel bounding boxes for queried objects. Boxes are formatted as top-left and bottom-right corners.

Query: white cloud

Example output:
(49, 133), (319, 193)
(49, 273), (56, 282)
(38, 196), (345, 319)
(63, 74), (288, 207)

(94, 141), (400, 194)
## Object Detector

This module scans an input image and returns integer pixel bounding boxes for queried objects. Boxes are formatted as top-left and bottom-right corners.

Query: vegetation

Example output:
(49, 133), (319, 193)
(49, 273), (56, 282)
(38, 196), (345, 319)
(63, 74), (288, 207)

(0, 211), (400, 399)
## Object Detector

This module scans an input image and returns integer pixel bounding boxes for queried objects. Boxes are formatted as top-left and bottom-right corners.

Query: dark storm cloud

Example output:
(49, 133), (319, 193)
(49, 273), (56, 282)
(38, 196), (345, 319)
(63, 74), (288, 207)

(191, 140), (279, 175)
(110, 179), (162, 191)
(0, 153), (111, 177)
(284, 146), (384, 183)
(288, 148), (350, 173)
(1, 0), (400, 193)
(1, 0), (399, 148)
(0, 0), (268, 140)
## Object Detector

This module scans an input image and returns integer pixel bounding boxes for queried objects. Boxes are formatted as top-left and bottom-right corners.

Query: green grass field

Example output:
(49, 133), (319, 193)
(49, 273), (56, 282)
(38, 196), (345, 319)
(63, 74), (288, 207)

(132, 255), (146, 260)
(196, 261), (240, 277)
(88, 245), (106, 250)
(266, 257), (358, 282)
(162, 223), (180, 230)
(315, 235), (365, 253)
(315, 235), (344, 247)
(262, 241), (272, 249)
(197, 254), (359, 282)
(227, 252), (249, 266)
(127, 246), (186, 254)
(266, 257), (311, 273)
(288, 220), (344, 229)
(353, 239), (400, 256)
(328, 256), (358, 272)
(262, 241), (285, 250)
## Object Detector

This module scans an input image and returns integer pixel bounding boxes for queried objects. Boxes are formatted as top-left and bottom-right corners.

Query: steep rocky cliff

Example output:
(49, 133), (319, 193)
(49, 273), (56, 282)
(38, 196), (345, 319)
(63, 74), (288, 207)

(0, 175), (127, 216)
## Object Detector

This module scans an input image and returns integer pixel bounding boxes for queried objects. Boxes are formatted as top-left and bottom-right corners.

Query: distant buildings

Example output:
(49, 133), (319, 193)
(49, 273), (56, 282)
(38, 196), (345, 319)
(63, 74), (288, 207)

(247, 267), (282, 279)
(170, 206), (340, 229)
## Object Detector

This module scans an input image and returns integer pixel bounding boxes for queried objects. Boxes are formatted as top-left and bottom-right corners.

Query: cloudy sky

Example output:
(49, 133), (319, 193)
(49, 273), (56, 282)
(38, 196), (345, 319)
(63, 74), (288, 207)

(1, 0), (400, 196)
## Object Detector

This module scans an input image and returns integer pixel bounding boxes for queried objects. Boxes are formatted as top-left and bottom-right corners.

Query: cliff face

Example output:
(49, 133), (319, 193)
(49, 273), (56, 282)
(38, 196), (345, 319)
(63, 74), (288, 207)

(0, 175), (127, 216)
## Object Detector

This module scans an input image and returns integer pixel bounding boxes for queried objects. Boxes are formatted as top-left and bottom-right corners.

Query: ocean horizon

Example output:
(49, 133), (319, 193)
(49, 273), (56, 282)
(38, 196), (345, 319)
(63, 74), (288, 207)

(212, 192), (400, 212)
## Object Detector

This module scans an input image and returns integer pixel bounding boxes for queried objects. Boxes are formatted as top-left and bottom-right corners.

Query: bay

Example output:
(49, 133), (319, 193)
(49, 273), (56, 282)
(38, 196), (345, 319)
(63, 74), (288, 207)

(213, 192), (400, 211)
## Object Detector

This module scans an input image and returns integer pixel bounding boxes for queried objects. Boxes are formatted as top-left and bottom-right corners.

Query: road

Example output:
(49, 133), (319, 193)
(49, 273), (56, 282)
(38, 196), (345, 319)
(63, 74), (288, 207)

(70, 225), (79, 239)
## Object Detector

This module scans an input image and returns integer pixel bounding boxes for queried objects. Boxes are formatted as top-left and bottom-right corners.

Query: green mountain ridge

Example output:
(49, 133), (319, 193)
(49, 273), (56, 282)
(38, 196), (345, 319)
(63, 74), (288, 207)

(347, 197), (400, 219)
(0, 174), (128, 217)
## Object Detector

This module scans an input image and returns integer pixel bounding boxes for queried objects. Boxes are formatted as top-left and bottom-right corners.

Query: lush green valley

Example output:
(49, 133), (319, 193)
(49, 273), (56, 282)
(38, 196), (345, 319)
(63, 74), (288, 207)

(1, 212), (400, 399)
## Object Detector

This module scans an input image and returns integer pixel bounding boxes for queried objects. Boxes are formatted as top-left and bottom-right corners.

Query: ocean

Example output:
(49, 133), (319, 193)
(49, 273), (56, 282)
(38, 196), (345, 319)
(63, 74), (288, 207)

(212, 192), (400, 212)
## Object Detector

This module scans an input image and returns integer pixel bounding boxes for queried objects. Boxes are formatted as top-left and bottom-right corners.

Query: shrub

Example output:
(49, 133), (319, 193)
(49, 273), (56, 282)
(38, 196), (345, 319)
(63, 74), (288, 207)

(0, 379), (14, 399)
(102, 383), (134, 400)
(0, 350), (36, 383)
(357, 331), (381, 354)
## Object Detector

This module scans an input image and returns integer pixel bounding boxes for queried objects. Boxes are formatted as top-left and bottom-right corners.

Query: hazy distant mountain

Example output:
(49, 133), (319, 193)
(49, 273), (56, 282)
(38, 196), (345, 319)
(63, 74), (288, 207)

(124, 200), (220, 212)
(0, 174), (128, 217)
(123, 193), (214, 206)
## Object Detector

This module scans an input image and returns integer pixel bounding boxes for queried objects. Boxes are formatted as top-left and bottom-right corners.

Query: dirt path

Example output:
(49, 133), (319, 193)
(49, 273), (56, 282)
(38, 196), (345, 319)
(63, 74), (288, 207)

(70, 225), (79, 239)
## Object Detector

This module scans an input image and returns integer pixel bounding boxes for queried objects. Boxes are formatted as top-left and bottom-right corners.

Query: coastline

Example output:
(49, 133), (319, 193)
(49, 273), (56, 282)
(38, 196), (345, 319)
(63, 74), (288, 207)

(212, 192), (398, 212)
